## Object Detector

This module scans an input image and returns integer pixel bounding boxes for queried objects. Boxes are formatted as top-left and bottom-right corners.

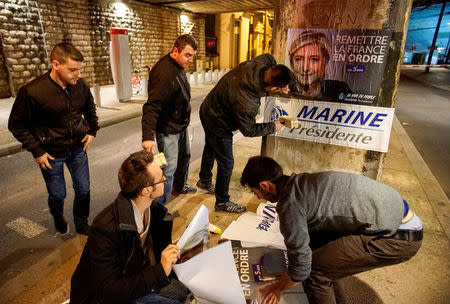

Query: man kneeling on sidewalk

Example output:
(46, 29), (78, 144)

(241, 156), (423, 304)
(71, 151), (188, 304)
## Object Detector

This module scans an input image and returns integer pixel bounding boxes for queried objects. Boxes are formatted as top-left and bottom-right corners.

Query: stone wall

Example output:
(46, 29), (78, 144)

(0, 0), (206, 98)
(0, 0), (48, 97)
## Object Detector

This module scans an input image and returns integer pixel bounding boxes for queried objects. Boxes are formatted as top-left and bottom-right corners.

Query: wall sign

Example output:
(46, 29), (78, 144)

(264, 96), (395, 152)
(286, 28), (392, 105)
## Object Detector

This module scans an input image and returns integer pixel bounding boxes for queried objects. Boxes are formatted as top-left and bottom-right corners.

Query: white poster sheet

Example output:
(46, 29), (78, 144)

(221, 212), (286, 250)
(173, 206), (246, 303)
(173, 241), (246, 304)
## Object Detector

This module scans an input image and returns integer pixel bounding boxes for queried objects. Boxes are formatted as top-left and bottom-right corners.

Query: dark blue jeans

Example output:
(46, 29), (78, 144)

(154, 129), (191, 205)
(135, 278), (187, 304)
(199, 131), (234, 204)
(40, 147), (90, 230)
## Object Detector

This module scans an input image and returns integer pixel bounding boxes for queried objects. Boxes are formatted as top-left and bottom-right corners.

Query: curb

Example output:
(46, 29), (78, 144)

(392, 116), (450, 240)
(400, 71), (450, 92)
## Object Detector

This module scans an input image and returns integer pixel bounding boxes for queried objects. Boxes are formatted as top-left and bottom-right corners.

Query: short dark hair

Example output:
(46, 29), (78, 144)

(50, 42), (84, 64)
(118, 150), (155, 199)
(264, 64), (291, 87)
(240, 156), (283, 188)
(173, 34), (198, 52)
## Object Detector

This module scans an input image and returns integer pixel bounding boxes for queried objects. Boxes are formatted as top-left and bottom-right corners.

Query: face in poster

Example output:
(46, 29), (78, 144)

(286, 29), (392, 105)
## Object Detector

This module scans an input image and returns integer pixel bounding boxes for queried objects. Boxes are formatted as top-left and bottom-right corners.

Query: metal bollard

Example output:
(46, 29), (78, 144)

(206, 70), (212, 84)
(200, 71), (206, 85)
(193, 72), (198, 86)
(93, 84), (102, 107)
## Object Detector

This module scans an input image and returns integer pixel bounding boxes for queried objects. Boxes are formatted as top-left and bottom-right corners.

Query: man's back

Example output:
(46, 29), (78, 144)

(200, 54), (276, 138)
(277, 171), (404, 235)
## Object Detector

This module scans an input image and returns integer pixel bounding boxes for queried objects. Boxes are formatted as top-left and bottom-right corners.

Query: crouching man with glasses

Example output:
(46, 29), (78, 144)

(71, 150), (188, 304)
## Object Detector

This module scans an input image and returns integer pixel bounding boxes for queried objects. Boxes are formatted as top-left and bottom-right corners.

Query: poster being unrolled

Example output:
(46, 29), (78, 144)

(176, 205), (210, 263)
(173, 241), (246, 304)
(221, 212), (286, 250)
(173, 205), (246, 303)
(286, 28), (392, 105)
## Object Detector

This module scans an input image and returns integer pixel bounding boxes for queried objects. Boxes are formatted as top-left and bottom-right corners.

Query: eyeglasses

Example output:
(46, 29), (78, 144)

(144, 175), (168, 188)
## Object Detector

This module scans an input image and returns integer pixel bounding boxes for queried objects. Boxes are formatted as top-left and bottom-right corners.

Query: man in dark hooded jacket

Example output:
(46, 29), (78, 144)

(196, 54), (291, 213)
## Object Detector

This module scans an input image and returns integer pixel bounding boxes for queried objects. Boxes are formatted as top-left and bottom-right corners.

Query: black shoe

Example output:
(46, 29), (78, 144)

(215, 201), (246, 213)
(76, 225), (91, 236)
(196, 180), (215, 194)
(179, 184), (197, 194)
(54, 216), (69, 234)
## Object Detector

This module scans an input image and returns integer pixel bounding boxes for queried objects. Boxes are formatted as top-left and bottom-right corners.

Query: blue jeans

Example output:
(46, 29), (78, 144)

(199, 131), (234, 204)
(135, 278), (187, 304)
(135, 294), (181, 304)
(40, 147), (90, 230)
(154, 129), (191, 205)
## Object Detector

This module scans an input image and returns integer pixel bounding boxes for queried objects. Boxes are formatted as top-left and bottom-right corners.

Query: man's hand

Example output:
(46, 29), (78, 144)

(160, 244), (180, 276)
(275, 120), (284, 132)
(81, 134), (94, 152)
(142, 140), (156, 153)
(260, 272), (299, 304)
(35, 152), (55, 170)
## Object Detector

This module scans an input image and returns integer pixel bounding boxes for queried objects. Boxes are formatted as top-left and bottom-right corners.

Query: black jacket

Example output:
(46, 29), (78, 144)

(8, 70), (99, 158)
(142, 54), (191, 141)
(70, 193), (173, 304)
(200, 54), (277, 139)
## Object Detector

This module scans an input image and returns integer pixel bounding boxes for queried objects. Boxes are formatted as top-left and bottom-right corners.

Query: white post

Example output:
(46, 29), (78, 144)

(193, 72), (198, 86)
(213, 69), (218, 82)
(200, 71), (206, 85)
(93, 84), (102, 107)
(206, 70), (212, 84)
(218, 69), (225, 80)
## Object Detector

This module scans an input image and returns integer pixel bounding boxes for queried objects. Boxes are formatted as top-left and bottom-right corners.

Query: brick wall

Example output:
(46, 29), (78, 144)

(0, 0), (206, 97)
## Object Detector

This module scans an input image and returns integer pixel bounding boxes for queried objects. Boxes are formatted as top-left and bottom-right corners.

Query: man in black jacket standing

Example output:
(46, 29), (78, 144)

(197, 54), (290, 213)
(71, 150), (188, 304)
(142, 34), (198, 206)
(8, 42), (99, 235)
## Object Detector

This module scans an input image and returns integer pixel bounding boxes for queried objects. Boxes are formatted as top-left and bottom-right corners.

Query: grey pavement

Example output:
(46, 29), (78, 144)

(0, 73), (449, 303)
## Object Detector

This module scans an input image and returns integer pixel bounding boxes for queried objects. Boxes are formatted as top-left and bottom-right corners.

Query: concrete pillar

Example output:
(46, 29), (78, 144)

(264, 0), (413, 180)
(213, 69), (219, 82)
